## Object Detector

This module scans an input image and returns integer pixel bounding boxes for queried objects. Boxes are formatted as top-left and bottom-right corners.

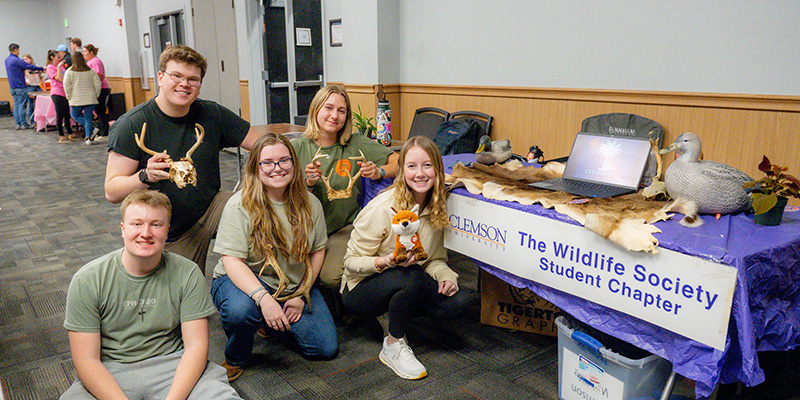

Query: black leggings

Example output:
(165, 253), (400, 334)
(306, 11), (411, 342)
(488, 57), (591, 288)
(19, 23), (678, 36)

(51, 94), (72, 137)
(341, 265), (472, 339)
(96, 88), (110, 135)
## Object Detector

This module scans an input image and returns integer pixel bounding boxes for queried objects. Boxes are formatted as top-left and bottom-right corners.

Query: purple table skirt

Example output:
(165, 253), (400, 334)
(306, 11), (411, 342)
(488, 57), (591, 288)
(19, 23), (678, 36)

(361, 153), (800, 398)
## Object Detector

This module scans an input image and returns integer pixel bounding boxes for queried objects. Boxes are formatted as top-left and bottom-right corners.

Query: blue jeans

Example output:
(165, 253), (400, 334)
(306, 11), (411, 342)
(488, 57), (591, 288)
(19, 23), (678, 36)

(10, 87), (29, 127)
(25, 86), (38, 126)
(210, 275), (338, 366)
(70, 104), (96, 138)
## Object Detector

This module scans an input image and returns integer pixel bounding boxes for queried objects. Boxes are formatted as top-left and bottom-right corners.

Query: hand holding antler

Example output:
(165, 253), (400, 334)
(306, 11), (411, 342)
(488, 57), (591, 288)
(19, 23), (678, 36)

(135, 122), (205, 188)
(320, 150), (367, 200)
(304, 147), (330, 187)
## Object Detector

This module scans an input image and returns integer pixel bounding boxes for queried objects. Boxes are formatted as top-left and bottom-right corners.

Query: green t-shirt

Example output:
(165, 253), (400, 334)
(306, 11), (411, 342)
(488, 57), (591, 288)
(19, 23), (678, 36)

(63, 250), (216, 363)
(291, 134), (392, 235)
(212, 191), (328, 293)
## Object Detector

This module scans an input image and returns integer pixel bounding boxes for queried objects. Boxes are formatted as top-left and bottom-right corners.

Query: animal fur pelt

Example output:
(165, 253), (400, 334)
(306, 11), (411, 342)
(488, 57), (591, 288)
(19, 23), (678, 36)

(446, 162), (672, 253)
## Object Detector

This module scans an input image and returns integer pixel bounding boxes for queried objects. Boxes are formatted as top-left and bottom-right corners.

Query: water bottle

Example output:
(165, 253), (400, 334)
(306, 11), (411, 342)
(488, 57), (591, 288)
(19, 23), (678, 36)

(376, 89), (391, 146)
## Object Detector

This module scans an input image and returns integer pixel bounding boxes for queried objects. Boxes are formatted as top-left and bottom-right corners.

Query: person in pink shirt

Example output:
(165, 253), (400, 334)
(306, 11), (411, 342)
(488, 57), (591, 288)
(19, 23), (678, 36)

(82, 44), (110, 138)
(46, 49), (75, 143)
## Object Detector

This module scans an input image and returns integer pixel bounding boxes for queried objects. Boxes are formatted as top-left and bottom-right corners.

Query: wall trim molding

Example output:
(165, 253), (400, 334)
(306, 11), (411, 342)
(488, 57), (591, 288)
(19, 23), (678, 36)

(398, 84), (800, 113)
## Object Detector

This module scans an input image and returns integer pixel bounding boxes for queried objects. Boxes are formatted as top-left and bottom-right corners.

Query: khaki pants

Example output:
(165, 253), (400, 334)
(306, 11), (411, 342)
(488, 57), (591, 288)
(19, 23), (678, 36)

(317, 224), (354, 291)
(165, 191), (233, 274)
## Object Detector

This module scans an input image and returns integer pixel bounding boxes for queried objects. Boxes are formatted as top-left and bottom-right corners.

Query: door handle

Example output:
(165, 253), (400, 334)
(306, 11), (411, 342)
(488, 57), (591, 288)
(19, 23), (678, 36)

(293, 78), (323, 89)
(269, 81), (290, 89)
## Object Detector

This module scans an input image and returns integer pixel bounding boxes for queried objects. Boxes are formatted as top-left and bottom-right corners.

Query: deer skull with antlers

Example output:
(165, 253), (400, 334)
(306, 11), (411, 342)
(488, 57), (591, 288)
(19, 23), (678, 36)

(317, 148), (367, 200)
(257, 244), (313, 304)
(135, 122), (205, 188)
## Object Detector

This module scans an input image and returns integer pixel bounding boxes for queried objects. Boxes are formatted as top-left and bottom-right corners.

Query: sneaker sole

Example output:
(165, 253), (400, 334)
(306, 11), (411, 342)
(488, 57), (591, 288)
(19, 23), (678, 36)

(379, 351), (428, 380)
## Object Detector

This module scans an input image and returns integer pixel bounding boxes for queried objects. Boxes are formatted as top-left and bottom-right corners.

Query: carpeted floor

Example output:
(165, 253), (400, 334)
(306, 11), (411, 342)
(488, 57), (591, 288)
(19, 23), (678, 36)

(0, 114), (796, 400)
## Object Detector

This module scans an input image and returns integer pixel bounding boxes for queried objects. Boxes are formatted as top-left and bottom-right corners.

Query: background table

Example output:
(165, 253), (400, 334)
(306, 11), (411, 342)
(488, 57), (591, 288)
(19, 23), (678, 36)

(32, 93), (57, 132)
(361, 153), (800, 399)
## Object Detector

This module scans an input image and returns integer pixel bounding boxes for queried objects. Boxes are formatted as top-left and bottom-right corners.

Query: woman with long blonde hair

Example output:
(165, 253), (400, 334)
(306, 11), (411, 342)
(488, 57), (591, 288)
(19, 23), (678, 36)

(210, 133), (337, 382)
(291, 85), (400, 293)
(341, 136), (473, 380)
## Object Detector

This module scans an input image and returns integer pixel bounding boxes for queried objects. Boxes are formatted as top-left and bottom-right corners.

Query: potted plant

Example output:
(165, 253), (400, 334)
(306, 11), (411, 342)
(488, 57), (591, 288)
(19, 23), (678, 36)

(743, 155), (800, 225)
(352, 105), (377, 139)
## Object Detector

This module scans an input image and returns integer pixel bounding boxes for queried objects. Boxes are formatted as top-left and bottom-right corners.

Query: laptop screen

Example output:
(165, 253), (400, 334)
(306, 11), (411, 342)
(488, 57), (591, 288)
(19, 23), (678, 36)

(562, 132), (651, 189)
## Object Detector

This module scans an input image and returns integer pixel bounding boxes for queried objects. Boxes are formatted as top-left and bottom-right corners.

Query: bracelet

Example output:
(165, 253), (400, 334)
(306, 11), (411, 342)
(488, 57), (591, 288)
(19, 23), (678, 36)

(248, 287), (266, 298)
(254, 290), (269, 308)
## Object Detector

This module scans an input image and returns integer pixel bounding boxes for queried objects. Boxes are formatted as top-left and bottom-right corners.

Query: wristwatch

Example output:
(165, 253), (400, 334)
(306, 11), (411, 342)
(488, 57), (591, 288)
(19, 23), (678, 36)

(378, 166), (386, 179)
(138, 169), (151, 184)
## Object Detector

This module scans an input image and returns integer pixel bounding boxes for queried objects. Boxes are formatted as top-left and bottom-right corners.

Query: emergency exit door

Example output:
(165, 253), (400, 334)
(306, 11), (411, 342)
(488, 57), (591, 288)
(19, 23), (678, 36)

(263, 0), (324, 124)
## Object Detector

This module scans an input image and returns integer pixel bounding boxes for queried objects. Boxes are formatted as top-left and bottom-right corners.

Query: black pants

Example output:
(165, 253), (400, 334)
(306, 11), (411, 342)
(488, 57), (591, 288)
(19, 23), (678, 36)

(51, 94), (72, 137)
(341, 265), (472, 339)
(96, 88), (110, 135)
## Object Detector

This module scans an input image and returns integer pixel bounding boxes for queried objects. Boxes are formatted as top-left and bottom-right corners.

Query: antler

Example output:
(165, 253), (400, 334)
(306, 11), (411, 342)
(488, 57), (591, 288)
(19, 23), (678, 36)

(319, 151), (367, 200)
(134, 122), (164, 158)
(184, 123), (205, 162)
(257, 245), (313, 304)
(311, 146), (329, 164)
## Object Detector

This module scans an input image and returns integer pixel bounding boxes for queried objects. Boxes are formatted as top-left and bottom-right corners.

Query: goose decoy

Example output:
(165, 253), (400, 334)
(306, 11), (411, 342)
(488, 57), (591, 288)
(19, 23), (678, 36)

(475, 136), (513, 165)
(659, 132), (753, 215)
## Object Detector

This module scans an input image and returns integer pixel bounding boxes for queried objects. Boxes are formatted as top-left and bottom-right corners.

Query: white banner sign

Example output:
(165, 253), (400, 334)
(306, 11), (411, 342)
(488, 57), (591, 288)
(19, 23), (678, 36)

(445, 194), (737, 350)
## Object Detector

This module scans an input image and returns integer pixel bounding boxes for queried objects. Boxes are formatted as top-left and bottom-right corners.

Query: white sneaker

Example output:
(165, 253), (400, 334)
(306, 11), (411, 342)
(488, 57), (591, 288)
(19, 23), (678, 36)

(379, 337), (427, 380)
(84, 137), (93, 145)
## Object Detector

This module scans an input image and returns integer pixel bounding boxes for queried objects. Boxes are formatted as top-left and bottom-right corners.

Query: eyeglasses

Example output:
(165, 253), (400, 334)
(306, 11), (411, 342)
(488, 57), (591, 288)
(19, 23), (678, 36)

(259, 157), (294, 173)
(162, 71), (202, 88)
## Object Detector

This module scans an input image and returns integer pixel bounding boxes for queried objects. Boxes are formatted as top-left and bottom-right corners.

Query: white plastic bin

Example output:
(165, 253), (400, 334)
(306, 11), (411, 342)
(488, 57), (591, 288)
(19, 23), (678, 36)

(556, 316), (672, 400)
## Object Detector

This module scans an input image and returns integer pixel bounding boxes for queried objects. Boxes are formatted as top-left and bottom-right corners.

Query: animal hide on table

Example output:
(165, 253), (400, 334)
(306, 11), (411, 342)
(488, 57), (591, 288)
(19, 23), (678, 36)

(446, 161), (672, 253)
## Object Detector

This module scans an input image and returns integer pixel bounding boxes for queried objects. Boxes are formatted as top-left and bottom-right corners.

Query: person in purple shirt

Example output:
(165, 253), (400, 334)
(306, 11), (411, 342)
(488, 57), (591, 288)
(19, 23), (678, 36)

(4, 43), (44, 130)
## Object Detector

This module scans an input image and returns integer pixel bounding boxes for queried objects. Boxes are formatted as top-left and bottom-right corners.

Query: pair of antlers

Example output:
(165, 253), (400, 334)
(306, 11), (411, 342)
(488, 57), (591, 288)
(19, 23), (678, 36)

(313, 147), (368, 200)
(134, 122), (205, 162)
(257, 245), (313, 304)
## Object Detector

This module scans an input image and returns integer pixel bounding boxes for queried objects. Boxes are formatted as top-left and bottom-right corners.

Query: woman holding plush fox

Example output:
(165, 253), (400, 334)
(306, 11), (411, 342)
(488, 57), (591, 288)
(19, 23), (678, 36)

(342, 136), (473, 380)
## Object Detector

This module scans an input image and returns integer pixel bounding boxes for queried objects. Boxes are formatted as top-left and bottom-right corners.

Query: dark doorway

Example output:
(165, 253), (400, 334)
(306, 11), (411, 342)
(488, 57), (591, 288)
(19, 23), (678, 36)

(263, 0), (324, 124)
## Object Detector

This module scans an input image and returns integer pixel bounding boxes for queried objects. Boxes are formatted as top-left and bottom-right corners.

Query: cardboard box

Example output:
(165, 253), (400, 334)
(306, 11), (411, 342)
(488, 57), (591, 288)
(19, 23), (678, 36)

(480, 270), (563, 337)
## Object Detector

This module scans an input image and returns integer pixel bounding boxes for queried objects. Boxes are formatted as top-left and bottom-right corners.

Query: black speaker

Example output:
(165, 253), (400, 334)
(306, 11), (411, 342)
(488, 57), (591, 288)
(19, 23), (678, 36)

(106, 93), (126, 121)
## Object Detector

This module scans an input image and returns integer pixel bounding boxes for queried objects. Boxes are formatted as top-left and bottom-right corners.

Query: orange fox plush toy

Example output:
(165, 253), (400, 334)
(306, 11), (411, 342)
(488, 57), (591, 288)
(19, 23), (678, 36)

(391, 204), (429, 264)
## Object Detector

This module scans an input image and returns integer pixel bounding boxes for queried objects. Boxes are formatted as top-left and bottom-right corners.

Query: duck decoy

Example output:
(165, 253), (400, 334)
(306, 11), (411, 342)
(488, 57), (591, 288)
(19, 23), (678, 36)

(659, 132), (753, 216)
(475, 135), (513, 165)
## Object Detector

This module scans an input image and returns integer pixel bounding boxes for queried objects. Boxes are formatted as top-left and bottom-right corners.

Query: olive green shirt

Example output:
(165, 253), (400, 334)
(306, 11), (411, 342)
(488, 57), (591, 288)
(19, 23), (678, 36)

(64, 250), (216, 363)
(212, 191), (327, 293)
(291, 134), (392, 235)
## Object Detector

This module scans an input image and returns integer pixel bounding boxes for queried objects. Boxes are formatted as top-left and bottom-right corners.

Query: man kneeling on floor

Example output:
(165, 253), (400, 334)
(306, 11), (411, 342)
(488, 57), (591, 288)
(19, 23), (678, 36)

(61, 190), (241, 400)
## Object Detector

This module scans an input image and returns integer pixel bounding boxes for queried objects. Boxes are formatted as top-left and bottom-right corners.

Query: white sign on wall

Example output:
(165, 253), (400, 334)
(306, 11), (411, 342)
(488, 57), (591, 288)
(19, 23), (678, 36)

(445, 194), (737, 350)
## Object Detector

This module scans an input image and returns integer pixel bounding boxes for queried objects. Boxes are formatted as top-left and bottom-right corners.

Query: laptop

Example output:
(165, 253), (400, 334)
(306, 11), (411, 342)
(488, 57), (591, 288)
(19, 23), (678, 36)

(529, 132), (651, 198)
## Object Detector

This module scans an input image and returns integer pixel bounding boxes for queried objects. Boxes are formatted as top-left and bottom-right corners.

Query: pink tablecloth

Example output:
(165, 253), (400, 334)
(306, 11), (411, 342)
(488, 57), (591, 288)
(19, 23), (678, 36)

(33, 94), (57, 131)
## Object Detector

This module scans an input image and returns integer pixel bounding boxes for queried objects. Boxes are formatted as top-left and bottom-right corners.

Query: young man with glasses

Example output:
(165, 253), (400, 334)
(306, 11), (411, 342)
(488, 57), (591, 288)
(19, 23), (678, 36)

(105, 45), (261, 274)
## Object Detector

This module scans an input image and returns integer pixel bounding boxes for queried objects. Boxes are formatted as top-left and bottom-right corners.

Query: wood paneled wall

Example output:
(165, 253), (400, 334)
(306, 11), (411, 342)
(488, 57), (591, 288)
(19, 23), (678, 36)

(393, 85), (800, 184)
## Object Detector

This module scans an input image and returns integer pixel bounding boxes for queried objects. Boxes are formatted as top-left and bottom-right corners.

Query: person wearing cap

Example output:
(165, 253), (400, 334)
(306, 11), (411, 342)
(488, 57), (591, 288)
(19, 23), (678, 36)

(57, 44), (71, 68)
(4, 43), (44, 130)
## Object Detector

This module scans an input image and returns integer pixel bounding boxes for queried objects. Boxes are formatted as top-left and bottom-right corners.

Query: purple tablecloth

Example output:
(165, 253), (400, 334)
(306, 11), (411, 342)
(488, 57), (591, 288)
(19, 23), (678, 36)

(362, 154), (800, 398)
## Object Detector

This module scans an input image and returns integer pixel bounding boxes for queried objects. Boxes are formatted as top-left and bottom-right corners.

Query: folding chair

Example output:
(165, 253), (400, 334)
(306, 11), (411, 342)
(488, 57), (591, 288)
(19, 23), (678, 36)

(408, 107), (450, 140)
(447, 110), (493, 137)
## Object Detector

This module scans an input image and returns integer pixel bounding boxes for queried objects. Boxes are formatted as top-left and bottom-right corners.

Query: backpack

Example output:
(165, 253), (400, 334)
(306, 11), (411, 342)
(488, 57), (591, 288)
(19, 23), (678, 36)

(433, 119), (483, 155)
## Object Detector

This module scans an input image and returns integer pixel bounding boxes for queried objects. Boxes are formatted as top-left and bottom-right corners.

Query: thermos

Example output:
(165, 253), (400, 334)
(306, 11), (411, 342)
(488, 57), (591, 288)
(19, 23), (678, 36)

(376, 88), (391, 146)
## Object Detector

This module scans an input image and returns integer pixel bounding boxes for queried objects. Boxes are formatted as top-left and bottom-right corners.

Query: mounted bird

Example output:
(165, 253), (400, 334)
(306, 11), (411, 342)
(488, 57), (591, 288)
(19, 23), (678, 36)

(475, 135), (513, 165)
(659, 132), (753, 225)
